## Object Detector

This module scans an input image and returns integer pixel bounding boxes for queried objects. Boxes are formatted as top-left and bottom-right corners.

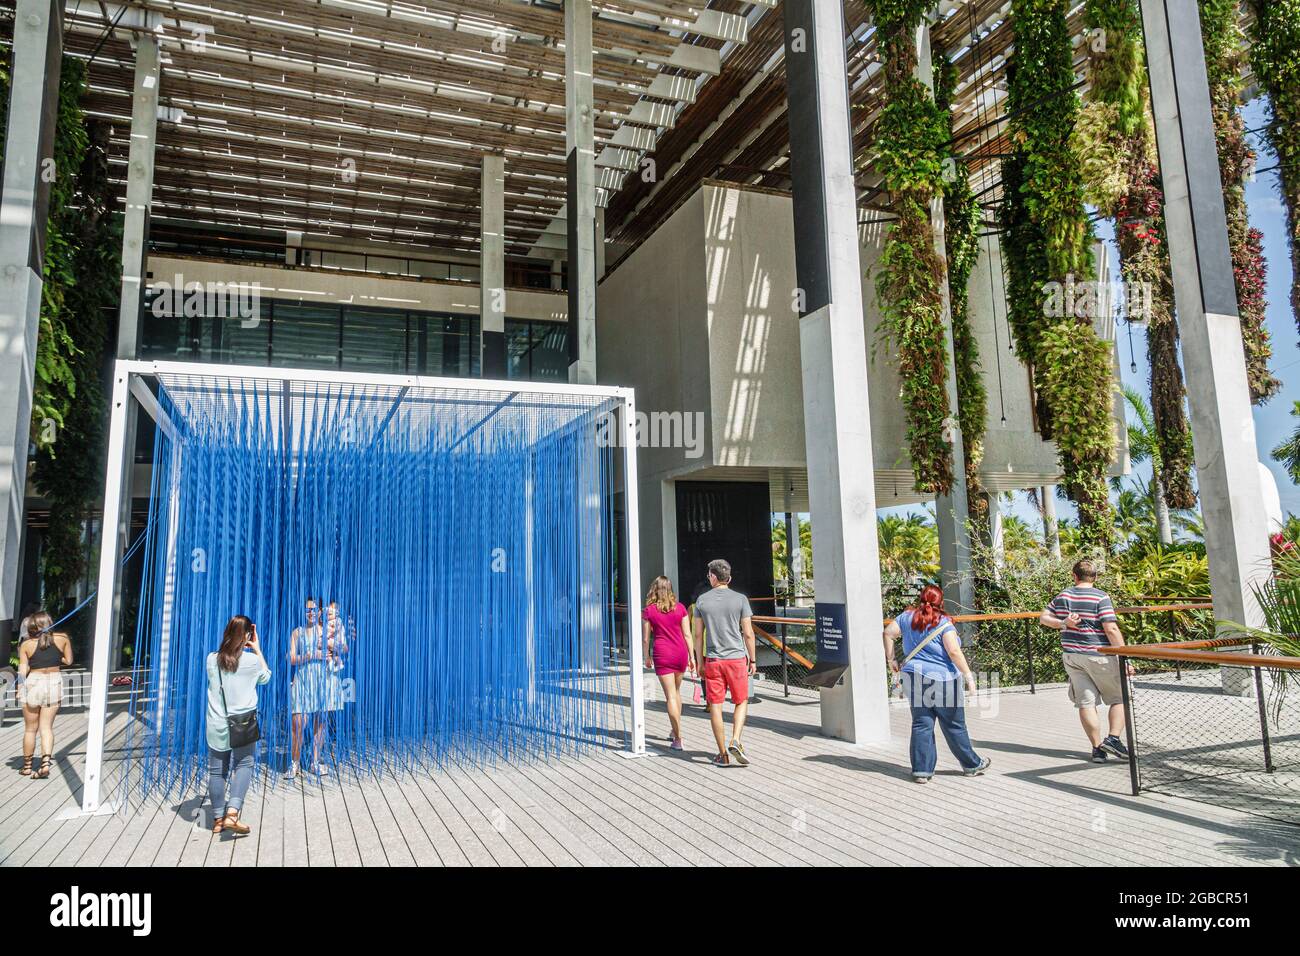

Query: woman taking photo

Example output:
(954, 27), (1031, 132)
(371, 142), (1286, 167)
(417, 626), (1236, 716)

(206, 615), (270, 835)
(17, 612), (71, 779)
(882, 584), (990, 783)
(641, 575), (695, 750)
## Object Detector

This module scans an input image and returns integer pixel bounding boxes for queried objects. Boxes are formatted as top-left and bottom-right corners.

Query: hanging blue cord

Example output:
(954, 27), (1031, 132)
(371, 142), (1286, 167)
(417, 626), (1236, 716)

(28, 518), (155, 637)
(119, 375), (627, 801)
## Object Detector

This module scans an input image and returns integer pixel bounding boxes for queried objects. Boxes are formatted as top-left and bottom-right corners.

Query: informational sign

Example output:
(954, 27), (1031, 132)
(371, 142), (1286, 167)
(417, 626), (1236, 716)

(804, 602), (850, 688)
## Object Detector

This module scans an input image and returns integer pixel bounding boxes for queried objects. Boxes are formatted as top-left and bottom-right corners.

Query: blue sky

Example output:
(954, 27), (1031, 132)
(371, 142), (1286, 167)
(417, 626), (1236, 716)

(877, 97), (1299, 530)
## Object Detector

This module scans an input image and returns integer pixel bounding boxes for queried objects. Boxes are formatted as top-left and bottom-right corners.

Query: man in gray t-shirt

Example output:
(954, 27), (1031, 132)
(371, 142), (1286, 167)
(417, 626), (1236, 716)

(692, 559), (756, 767)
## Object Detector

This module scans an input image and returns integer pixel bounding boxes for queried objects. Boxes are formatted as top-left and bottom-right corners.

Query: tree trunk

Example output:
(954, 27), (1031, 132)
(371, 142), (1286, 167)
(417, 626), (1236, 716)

(1154, 473), (1173, 546)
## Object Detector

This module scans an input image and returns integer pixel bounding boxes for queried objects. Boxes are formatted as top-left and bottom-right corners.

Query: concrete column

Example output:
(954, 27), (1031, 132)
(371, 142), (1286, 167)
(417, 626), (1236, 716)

(596, 206), (607, 279)
(108, 33), (162, 669)
(987, 492), (1005, 570)
(565, 0), (597, 384)
(0, 0), (63, 643)
(1041, 485), (1062, 558)
(480, 154), (506, 379)
(783, 0), (889, 744)
(916, 21), (974, 618)
(116, 32), (161, 361)
(1139, 0), (1271, 690)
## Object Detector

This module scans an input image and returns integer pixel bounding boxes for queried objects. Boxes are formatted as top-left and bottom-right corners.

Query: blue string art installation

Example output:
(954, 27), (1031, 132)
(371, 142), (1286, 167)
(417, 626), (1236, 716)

(122, 371), (629, 800)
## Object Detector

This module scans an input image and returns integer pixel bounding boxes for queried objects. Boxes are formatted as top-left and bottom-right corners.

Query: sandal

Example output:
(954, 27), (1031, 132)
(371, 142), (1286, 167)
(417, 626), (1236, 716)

(221, 812), (251, 836)
(33, 755), (51, 780)
(212, 814), (225, 834)
(19, 756), (33, 776)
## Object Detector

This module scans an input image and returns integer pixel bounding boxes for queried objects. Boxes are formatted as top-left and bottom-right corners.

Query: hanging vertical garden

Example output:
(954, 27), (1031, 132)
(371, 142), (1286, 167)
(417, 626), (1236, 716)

(935, 45), (988, 527)
(1001, 0), (1117, 549)
(866, 0), (956, 497)
(1200, 0), (1281, 404)
(1075, 0), (1196, 511)
(24, 58), (120, 607)
(1248, 0), (1300, 339)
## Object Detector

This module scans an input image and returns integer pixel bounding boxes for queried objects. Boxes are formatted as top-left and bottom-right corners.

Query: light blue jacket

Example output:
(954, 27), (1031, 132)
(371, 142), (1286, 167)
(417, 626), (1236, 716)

(205, 651), (270, 751)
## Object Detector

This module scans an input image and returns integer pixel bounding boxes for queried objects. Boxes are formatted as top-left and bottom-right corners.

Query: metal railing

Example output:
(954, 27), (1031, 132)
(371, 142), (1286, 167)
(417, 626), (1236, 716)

(750, 602), (1217, 697)
(1100, 640), (1300, 823)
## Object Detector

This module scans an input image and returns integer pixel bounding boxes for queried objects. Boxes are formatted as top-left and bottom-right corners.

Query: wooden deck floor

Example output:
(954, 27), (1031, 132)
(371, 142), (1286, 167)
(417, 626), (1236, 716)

(2, 680), (1298, 867)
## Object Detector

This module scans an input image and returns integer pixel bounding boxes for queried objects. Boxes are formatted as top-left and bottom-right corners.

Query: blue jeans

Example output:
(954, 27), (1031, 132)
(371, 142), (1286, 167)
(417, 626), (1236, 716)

(208, 744), (256, 813)
(902, 673), (982, 777)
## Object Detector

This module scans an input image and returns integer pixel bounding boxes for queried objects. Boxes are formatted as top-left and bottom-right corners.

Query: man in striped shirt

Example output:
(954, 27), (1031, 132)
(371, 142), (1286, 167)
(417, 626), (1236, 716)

(1039, 559), (1132, 763)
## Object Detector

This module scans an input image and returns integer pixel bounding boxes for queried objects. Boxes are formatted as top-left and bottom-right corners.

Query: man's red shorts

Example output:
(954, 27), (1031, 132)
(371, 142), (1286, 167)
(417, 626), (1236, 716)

(703, 657), (749, 705)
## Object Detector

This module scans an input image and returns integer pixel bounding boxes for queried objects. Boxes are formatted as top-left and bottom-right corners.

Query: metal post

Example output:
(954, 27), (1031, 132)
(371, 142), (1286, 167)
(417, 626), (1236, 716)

(621, 392), (645, 756)
(1168, 610), (1181, 680)
(1251, 644), (1274, 773)
(81, 368), (133, 815)
(1023, 617), (1036, 694)
(781, 592), (790, 698)
(1119, 654), (1141, 796)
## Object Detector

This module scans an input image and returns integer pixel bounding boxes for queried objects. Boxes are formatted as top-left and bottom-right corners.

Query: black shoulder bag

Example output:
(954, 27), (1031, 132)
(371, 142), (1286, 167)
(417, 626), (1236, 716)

(219, 665), (261, 748)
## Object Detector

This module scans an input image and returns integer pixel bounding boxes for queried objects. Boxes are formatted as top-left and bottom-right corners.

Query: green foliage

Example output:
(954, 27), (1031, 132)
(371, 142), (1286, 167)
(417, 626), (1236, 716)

(877, 513), (940, 580)
(27, 59), (120, 604)
(1001, 0), (1115, 548)
(1200, 0), (1281, 403)
(1271, 401), (1300, 483)
(867, 0), (955, 495)
(935, 47), (988, 528)
(1248, 0), (1300, 338)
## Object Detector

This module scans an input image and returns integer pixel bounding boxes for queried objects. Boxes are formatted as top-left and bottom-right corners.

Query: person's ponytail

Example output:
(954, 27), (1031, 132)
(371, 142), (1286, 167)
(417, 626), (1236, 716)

(910, 584), (947, 631)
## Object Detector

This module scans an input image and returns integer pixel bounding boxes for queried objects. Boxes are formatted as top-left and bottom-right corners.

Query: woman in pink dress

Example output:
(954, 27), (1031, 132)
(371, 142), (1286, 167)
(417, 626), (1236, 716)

(642, 576), (695, 750)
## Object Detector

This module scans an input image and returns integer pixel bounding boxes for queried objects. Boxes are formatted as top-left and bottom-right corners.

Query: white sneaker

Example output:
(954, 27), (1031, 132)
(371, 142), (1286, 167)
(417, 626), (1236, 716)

(283, 762), (300, 781)
(312, 763), (330, 777)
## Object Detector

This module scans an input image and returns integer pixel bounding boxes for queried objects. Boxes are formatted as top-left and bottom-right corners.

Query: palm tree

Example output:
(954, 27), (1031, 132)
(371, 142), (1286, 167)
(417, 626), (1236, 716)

(1120, 385), (1174, 545)
(1270, 401), (1300, 484)
(877, 514), (939, 579)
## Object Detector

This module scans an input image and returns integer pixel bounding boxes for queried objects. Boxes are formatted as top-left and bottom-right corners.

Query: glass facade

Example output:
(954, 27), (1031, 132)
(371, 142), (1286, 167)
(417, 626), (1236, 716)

(141, 296), (570, 381)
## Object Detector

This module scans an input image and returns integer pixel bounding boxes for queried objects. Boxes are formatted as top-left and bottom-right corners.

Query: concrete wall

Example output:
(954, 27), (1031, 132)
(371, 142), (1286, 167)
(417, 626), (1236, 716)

(597, 181), (1130, 578)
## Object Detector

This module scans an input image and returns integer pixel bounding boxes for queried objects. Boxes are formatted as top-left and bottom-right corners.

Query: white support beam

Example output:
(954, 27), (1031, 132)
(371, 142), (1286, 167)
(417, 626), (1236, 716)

(783, 0), (889, 744)
(81, 369), (132, 814)
(108, 33), (162, 671)
(480, 154), (507, 379)
(0, 0), (62, 639)
(1140, 0), (1271, 692)
(566, 0), (598, 384)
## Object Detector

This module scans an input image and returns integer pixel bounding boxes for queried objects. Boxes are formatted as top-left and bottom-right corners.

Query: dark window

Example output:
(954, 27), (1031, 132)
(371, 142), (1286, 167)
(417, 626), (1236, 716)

(342, 306), (408, 375)
(270, 302), (341, 370)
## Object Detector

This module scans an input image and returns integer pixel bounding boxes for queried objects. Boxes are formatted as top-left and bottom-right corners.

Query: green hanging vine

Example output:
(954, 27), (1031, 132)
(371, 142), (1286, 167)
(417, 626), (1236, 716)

(1200, 0), (1281, 404)
(1248, 0), (1300, 339)
(866, 0), (955, 496)
(934, 46), (988, 526)
(28, 58), (119, 605)
(1002, 0), (1117, 549)
(1075, 0), (1196, 511)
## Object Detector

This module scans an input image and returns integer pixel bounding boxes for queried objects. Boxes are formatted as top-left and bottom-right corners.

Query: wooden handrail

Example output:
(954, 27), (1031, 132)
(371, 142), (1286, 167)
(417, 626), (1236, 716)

(1098, 644), (1300, 669)
(751, 623), (815, 669)
(754, 602), (1213, 628)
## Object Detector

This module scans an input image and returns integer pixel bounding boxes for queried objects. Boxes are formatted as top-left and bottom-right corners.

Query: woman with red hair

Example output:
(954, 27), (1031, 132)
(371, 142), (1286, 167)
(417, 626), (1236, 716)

(882, 585), (990, 783)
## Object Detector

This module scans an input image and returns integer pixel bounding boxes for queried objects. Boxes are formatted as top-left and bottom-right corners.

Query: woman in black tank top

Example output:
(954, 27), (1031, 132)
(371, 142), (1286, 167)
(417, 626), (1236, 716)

(17, 611), (72, 779)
